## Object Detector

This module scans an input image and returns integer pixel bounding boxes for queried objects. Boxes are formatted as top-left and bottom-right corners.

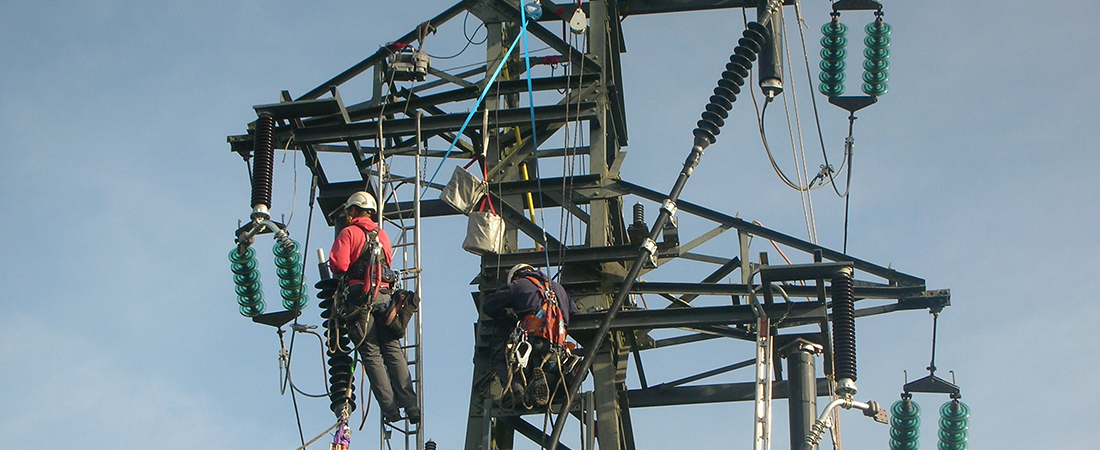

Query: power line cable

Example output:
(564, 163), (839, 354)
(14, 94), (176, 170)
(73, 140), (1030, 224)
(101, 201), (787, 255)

(427, 11), (487, 60)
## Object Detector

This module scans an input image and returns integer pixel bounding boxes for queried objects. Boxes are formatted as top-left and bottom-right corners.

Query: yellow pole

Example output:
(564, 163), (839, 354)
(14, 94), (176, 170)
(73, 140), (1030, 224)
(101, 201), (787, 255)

(520, 161), (541, 251)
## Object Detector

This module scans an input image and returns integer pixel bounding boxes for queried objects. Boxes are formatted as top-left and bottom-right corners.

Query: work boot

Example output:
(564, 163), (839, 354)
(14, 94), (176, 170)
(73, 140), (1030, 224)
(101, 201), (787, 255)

(530, 368), (549, 406)
(405, 408), (421, 425)
(382, 410), (402, 423)
(500, 382), (525, 409)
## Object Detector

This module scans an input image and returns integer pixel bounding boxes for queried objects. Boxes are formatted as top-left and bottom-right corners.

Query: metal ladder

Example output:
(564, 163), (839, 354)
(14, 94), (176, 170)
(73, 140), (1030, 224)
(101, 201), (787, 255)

(375, 124), (426, 450)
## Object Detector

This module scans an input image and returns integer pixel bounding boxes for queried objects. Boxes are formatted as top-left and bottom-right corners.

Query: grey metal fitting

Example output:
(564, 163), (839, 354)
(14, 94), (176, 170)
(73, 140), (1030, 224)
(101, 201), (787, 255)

(834, 265), (853, 277)
(251, 204), (271, 221)
(641, 238), (659, 269)
(661, 199), (677, 217)
(835, 377), (857, 399)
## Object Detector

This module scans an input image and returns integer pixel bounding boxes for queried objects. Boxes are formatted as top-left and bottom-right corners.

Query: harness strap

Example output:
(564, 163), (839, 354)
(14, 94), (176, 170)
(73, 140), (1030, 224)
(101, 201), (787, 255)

(519, 275), (566, 346)
(348, 224), (388, 300)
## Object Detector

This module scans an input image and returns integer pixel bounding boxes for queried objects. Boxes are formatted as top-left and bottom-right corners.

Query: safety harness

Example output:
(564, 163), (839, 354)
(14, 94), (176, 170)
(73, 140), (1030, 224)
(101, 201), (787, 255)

(518, 275), (566, 346)
(336, 224), (391, 319)
(500, 275), (580, 410)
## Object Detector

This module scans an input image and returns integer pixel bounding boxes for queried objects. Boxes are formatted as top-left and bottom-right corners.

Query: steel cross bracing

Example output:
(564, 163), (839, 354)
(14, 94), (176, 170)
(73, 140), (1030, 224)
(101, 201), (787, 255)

(227, 1), (947, 450)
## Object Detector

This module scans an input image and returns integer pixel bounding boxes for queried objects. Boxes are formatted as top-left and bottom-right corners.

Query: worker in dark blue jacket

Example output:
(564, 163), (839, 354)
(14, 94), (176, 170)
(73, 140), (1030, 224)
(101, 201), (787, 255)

(482, 263), (579, 408)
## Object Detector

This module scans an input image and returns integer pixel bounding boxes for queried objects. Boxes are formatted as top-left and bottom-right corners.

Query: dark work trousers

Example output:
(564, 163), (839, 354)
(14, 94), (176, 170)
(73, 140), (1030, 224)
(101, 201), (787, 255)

(349, 310), (418, 418)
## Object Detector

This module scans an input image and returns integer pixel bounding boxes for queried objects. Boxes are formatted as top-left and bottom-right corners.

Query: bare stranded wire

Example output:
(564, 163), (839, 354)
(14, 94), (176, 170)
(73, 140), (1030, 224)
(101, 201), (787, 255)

(744, 9), (853, 196)
(743, 13), (815, 247)
(557, 25), (586, 260)
(779, 6), (820, 244)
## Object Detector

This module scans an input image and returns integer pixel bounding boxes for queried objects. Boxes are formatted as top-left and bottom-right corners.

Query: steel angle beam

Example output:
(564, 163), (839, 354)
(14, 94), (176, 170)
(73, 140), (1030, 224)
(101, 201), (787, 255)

(499, 417), (575, 450)
(486, 191), (565, 250)
(293, 103), (598, 145)
(479, 241), (679, 271)
(470, 0), (600, 74)
(626, 378), (831, 408)
(568, 303), (825, 333)
(305, 75), (597, 127)
(488, 175), (601, 202)
(616, 0), (795, 16)
(853, 290), (951, 317)
(627, 281), (931, 301)
(297, 1), (469, 101)
(759, 262), (853, 283)
(253, 98), (341, 120)
(382, 199), (463, 220)
(650, 332), (722, 349)
(607, 179), (926, 286)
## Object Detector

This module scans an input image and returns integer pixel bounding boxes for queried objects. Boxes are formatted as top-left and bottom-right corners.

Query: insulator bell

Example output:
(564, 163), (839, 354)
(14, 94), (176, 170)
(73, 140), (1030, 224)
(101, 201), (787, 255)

(691, 22), (767, 148)
(251, 113), (275, 219)
(831, 268), (857, 383)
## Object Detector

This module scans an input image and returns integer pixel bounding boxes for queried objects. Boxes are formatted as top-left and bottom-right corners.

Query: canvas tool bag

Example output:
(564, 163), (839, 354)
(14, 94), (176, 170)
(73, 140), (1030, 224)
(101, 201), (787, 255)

(375, 289), (420, 337)
(440, 158), (488, 215)
(462, 196), (504, 255)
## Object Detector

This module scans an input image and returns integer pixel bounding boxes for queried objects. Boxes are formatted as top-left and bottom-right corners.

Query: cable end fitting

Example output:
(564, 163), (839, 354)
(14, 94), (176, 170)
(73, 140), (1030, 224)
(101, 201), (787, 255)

(836, 377), (857, 399)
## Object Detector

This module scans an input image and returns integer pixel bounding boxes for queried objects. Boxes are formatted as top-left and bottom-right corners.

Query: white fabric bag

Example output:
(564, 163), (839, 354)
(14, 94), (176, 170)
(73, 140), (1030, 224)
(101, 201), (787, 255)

(462, 198), (505, 255)
(440, 166), (488, 215)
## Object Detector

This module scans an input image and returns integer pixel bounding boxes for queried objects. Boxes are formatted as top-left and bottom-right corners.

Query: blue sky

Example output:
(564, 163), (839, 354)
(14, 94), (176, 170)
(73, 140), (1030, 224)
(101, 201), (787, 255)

(2, 1), (1098, 449)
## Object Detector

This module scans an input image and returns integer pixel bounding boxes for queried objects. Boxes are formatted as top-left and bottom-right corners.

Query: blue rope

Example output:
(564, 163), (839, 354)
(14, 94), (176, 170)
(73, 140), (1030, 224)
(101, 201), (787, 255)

(520, 6), (554, 274)
(421, 30), (526, 196)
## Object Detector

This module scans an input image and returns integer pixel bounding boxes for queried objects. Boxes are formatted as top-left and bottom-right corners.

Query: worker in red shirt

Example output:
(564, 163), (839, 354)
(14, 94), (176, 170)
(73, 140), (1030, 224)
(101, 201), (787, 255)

(329, 191), (419, 424)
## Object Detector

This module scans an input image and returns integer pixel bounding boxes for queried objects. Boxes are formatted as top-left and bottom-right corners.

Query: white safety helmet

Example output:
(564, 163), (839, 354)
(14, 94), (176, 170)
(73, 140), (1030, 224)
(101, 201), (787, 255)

(507, 263), (536, 283)
(343, 191), (377, 212)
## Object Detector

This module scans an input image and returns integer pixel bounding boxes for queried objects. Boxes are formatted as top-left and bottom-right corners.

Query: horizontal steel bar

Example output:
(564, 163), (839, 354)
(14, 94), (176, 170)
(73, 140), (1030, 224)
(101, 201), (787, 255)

(479, 241), (679, 271)
(292, 103), (597, 144)
(626, 378), (830, 408)
(568, 303), (825, 332)
(607, 179), (926, 286)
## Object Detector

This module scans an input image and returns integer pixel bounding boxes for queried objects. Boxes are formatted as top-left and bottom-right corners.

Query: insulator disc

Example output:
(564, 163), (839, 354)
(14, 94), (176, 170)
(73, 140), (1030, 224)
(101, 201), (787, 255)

(700, 111), (725, 129)
(713, 86), (738, 102)
(704, 102), (729, 119)
(709, 95), (733, 111)
(692, 128), (716, 145)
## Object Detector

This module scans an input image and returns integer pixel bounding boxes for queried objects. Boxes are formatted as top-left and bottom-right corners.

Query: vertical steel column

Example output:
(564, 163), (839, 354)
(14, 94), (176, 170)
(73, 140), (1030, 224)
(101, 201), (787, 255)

(585, 2), (625, 449)
(784, 342), (820, 450)
(591, 342), (623, 450)
(587, 0), (611, 248)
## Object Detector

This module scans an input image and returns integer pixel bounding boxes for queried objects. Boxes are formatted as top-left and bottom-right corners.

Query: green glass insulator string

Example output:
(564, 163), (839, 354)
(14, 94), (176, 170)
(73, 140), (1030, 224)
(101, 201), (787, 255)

(889, 397), (921, 450)
(229, 247), (265, 317)
(938, 399), (969, 450)
(819, 16), (848, 96)
(273, 239), (308, 311)
(862, 16), (891, 96)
